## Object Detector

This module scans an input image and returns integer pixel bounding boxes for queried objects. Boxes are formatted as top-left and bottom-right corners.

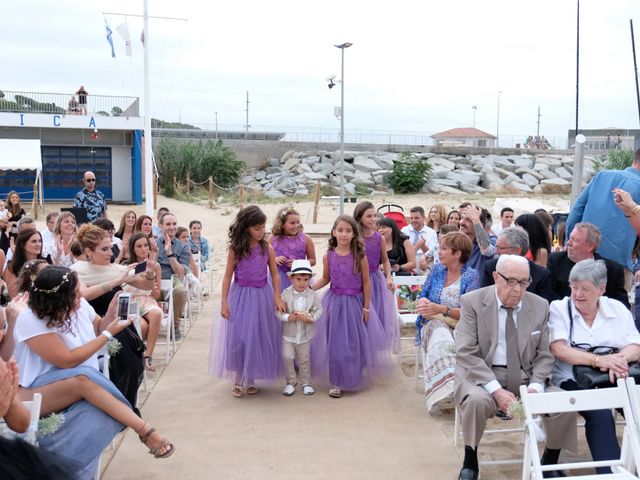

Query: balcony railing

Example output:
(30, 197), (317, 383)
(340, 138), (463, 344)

(0, 90), (139, 117)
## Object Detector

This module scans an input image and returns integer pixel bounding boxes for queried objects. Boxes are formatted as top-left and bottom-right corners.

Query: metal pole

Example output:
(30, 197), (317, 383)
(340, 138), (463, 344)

(496, 91), (502, 148)
(245, 91), (249, 140)
(575, 0), (580, 134)
(536, 106), (541, 138)
(215, 112), (218, 139)
(571, 134), (586, 207)
(339, 47), (345, 216)
(472, 105), (477, 128)
(631, 20), (640, 125)
(143, 0), (153, 217)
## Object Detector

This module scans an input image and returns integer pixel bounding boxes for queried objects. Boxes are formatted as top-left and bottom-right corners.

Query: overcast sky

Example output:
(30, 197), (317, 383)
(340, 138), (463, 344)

(2, 0), (639, 145)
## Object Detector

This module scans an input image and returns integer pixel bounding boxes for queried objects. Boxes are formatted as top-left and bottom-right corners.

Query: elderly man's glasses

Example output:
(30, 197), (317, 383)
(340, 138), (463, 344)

(85, 178), (96, 183)
(497, 272), (531, 289)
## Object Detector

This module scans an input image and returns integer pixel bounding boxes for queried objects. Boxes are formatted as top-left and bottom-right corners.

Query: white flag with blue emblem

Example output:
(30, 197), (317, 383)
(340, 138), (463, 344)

(105, 19), (115, 58)
(116, 22), (132, 57)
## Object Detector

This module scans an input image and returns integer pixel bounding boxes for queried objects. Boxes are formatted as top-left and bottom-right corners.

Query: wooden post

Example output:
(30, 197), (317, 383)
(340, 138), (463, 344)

(32, 180), (39, 220)
(239, 184), (245, 210)
(313, 180), (321, 224)
(208, 177), (213, 209)
(153, 175), (158, 209)
(173, 175), (178, 193)
(186, 172), (190, 195)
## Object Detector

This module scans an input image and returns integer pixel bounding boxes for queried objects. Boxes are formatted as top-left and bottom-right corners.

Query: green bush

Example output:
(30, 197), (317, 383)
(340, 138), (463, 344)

(594, 149), (634, 172)
(154, 138), (246, 193)
(385, 151), (432, 194)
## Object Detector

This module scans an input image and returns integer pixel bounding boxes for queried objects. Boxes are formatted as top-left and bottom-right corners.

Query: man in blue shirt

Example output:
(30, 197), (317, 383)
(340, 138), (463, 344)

(156, 212), (190, 340)
(459, 203), (496, 275)
(73, 171), (107, 222)
(565, 148), (640, 289)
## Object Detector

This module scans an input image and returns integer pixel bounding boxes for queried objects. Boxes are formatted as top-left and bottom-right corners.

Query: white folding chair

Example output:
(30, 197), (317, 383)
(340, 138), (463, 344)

(0, 392), (42, 446)
(521, 381), (640, 479)
(129, 301), (148, 393)
(156, 278), (176, 362)
(392, 274), (427, 389)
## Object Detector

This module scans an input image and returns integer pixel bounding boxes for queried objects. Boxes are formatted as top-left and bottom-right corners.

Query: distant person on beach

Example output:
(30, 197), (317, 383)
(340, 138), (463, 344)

(73, 171), (107, 222)
(75, 86), (88, 114)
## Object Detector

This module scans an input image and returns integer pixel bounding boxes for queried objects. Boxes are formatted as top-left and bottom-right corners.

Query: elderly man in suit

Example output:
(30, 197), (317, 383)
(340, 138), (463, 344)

(547, 222), (629, 307)
(454, 255), (576, 480)
(480, 226), (555, 303)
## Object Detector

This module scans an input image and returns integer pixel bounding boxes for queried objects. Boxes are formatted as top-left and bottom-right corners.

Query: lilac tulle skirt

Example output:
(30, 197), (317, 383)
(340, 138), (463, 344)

(311, 291), (391, 391)
(209, 282), (282, 385)
(278, 270), (291, 292)
(369, 270), (400, 353)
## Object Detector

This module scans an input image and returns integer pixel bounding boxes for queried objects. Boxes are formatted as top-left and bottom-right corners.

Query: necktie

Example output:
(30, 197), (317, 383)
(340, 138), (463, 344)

(504, 307), (521, 396)
(412, 230), (420, 245)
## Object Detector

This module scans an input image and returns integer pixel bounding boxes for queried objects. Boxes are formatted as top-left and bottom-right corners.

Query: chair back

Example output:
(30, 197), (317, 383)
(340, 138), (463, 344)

(0, 392), (42, 446)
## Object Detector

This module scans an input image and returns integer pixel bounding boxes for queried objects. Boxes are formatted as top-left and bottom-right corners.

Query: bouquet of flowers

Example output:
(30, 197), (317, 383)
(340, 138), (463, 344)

(397, 284), (422, 313)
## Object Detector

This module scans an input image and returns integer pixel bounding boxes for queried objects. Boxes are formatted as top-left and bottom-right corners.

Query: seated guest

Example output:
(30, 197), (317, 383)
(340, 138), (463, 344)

(429, 223), (460, 266)
(188, 220), (210, 271)
(136, 214), (157, 241)
(547, 222), (628, 307)
(115, 210), (137, 247)
(177, 227), (200, 280)
(152, 207), (169, 238)
(447, 210), (461, 228)
(5, 229), (49, 299)
(13, 267), (174, 477)
(491, 207), (514, 236)
(427, 205), (447, 234)
(401, 206), (437, 274)
(515, 213), (551, 268)
(378, 217), (416, 275)
(454, 255), (576, 480)
(40, 212), (59, 245)
(124, 233), (162, 371)
(43, 211), (77, 268)
(458, 203), (495, 275)
(3, 217), (38, 269)
(93, 217), (124, 263)
(549, 259), (640, 474)
(156, 212), (189, 340)
(480, 227), (554, 303)
(415, 232), (479, 413)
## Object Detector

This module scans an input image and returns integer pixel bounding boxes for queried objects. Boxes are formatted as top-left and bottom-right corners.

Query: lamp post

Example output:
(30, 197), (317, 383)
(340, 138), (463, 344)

(496, 91), (502, 148)
(335, 42), (352, 216)
(472, 105), (477, 128)
(215, 112), (218, 139)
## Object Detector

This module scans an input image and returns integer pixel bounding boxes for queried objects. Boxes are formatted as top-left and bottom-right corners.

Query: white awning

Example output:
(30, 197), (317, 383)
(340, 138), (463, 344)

(0, 139), (42, 170)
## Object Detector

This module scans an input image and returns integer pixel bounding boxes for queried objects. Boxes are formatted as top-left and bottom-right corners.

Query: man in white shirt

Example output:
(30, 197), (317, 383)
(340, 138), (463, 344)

(491, 207), (514, 236)
(453, 255), (576, 480)
(40, 212), (58, 246)
(400, 206), (437, 273)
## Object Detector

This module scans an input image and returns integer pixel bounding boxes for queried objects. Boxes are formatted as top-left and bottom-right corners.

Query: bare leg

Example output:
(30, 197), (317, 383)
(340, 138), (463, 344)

(144, 310), (161, 358)
(19, 376), (171, 455)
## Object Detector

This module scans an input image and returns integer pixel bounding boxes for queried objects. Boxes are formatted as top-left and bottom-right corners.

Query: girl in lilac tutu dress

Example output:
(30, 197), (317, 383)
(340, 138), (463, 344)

(311, 215), (390, 398)
(210, 206), (286, 398)
(353, 201), (399, 352)
(269, 207), (316, 292)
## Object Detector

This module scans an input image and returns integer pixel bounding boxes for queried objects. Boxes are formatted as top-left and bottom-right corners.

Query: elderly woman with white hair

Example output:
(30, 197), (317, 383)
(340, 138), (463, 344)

(549, 258), (640, 475)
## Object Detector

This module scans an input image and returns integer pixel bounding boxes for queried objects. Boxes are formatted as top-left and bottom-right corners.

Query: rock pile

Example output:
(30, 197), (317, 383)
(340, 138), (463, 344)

(241, 149), (596, 197)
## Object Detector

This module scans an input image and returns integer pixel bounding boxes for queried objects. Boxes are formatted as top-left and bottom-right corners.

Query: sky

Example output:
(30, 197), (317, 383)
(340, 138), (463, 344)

(2, 0), (639, 146)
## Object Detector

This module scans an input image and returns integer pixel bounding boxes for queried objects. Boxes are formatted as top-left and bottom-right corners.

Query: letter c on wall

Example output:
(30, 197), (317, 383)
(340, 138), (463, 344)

(53, 115), (61, 126)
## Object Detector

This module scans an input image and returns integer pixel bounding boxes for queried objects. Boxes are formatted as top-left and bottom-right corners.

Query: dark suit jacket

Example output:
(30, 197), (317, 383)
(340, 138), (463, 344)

(481, 257), (554, 304)
(547, 251), (629, 307)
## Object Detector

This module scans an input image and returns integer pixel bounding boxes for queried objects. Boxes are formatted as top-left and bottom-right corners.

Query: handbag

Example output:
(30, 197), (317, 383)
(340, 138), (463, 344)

(568, 299), (640, 389)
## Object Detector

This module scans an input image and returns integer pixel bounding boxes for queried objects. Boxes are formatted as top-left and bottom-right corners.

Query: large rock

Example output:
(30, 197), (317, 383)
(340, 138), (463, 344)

(481, 172), (505, 191)
(429, 157), (456, 170)
(265, 166), (282, 175)
(514, 167), (544, 180)
(264, 189), (286, 199)
(255, 170), (266, 181)
(303, 172), (328, 181)
(447, 170), (481, 185)
(282, 156), (300, 170)
(437, 185), (467, 195)
(352, 170), (375, 187)
(541, 178), (571, 186)
(335, 161), (356, 172)
(431, 165), (451, 179)
(353, 156), (382, 173)
(538, 169), (557, 180)
(295, 163), (313, 174)
(533, 163), (550, 172)
(460, 184), (488, 194)
(344, 182), (357, 195)
(535, 156), (562, 168)
(540, 178), (571, 193)
(554, 167), (573, 180)
(508, 155), (534, 169)
(280, 149), (295, 164)
(294, 185), (309, 196)
(371, 154), (395, 170)
(491, 156), (518, 172)
(431, 178), (460, 188)
(520, 173), (540, 187)
(301, 155), (321, 166)
(508, 182), (533, 193)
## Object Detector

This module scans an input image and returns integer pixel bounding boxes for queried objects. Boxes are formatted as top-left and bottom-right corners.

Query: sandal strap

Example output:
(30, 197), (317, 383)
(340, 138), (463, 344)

(139, 426), (156, 444)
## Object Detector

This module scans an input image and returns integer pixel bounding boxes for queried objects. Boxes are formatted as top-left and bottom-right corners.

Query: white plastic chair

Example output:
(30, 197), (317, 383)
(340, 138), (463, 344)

(0, 392), (42, 446)
(392, 274), (427, 389)
(157, 278), (176, 362)
(521, 381), (640, 479)
(129, 301), (148, 393)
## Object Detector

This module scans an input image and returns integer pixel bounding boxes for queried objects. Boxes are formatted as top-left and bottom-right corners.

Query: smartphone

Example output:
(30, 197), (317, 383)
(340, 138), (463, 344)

(134, 261), (147, 274)
(117, 293), (131, 320)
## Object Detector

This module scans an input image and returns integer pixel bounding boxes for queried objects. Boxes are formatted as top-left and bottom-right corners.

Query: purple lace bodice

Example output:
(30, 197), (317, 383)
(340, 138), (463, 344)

(271, 233), (307, 272)
(364, 231), (382, 272)
(328, 250), (362, 295)
(234, 245), (268, 287)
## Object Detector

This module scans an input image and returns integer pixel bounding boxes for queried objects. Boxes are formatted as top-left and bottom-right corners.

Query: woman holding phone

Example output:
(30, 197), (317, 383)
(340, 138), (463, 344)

(123, 233), (162, 371)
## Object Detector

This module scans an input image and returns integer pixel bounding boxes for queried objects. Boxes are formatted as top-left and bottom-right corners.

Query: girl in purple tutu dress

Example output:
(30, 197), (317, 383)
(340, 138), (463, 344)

(210, 206), (286, 398)
(311, 215), (390, 398)
(269, 207), (316, 292)
(353, 202), (400, 352)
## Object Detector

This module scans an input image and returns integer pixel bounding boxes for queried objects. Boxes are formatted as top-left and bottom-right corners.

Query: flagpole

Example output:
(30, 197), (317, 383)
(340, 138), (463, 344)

(143, 0), (153, 217)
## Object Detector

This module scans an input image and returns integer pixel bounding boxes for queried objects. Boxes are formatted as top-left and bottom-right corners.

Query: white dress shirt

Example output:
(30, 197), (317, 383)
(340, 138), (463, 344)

(548, 296), (640, 386)
(400, 224), (437, 259)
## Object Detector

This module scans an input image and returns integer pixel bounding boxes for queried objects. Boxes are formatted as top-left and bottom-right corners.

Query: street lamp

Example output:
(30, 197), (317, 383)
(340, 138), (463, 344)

(335, 42), (352, 216)
(215, 112), (218, 139)
(472, 105), (477, 128)
(496, 91), (502, 148)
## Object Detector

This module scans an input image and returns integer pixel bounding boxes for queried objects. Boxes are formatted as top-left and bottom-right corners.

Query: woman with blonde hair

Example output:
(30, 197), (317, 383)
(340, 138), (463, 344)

(43, 211), (77, 268)
(427, 205), (448, 234)
(115, 210), (137, 248)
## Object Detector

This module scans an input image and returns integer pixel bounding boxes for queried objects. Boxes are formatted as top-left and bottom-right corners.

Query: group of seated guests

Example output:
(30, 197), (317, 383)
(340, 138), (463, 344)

(405, 202), (638, 478)
(0, 206), (210, 477)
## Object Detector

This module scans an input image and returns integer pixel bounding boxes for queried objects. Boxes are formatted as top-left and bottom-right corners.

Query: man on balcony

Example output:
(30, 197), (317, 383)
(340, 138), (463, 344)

(76, 85), (89, 114)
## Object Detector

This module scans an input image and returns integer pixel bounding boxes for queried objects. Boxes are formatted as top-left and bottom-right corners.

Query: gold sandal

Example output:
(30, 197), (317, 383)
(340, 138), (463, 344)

(137, 422), (175, 459)
(246, 385), (258, 395)
(232, 385), (245, 398)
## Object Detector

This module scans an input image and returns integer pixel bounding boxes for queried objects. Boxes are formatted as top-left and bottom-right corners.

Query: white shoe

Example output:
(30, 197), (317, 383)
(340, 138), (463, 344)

(303, 385), (315, 396)
(282, 384), (296, 396)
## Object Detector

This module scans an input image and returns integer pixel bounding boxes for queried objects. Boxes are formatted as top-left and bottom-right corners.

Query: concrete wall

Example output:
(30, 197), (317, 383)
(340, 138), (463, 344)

(111, 146), (132, 202)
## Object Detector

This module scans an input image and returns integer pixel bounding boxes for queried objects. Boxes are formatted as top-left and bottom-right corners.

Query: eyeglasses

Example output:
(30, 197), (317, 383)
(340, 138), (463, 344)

(497, 272), (531, 289)
(495, 244), (517, 253)
(85, 178), (96, 183)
